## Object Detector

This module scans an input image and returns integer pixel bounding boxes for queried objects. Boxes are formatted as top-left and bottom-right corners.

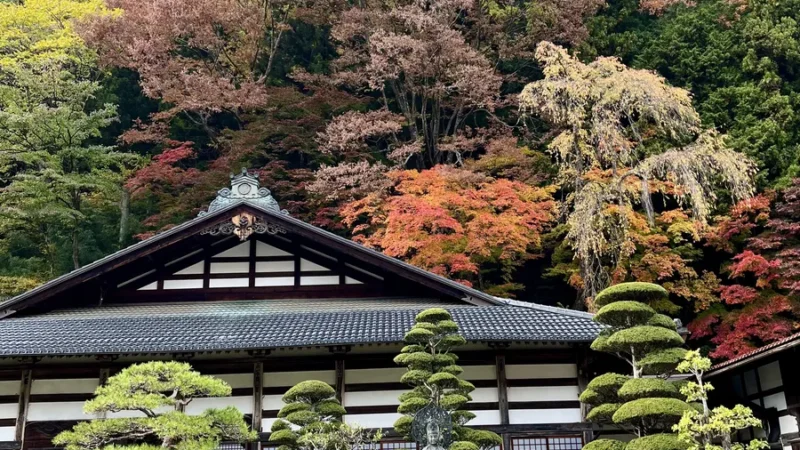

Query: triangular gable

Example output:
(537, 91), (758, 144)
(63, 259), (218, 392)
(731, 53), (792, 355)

(0, 171), (502, 317)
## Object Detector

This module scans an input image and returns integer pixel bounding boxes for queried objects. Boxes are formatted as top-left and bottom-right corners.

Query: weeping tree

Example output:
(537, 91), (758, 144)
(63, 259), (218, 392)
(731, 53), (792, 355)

(581, 283), (691, 450)
(53, 361), (257, 450)
(519, 41), (756, 300)
(268, 380), (380, 450)
(394, 308), (502, 450)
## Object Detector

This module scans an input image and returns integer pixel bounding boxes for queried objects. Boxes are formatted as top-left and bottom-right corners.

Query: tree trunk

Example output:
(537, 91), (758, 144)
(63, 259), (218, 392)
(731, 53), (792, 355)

(119, 187), (131, 248)
(72, 227), (80, 270)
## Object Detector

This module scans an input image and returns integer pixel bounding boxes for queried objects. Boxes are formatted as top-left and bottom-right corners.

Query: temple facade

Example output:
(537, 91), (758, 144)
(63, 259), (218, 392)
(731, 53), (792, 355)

(0, 171), (601, 450)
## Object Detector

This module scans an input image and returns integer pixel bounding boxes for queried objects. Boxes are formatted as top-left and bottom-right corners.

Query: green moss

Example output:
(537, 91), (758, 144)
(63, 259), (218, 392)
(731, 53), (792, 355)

(282, 380), (336, 404)
(594, 282), (669, 307)
(594, 301), (657, 327)
(587, 373), (629, 397)
(586, 403), (621, 423)
(612, 398), (691, 425)
(416, 308), (452, 323)
(618, 378), (680, 401)
(604, 326), (684, 353)
(647, 314), (678, 330)
(625, 434), (686, 450)
(268, 429), (297, 445)
(277, 402), (310, 418)
(640, 348), (688, 375)
(583, 439), (626, 450)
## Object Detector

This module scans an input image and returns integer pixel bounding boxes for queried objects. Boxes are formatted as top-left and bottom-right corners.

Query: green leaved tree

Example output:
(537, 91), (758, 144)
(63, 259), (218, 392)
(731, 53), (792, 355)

(53, 361), (257, 450)
(673, 351), (768, 450)
(582, 282), (691, 450)
(268, 380), (380, 450)
(393, 308), (502, 450)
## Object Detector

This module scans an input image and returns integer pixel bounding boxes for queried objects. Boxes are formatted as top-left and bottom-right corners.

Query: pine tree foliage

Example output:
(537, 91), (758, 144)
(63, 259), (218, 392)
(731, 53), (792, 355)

(53, 362), (257, 450)
(583, 282), (691, 442)
(394, 308), (501, 450)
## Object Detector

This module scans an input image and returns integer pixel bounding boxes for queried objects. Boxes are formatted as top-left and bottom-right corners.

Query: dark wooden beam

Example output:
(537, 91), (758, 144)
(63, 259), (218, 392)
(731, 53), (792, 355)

(253, 362), (263, 433)
(495, 349), (511, 450)
(14, 370), (31, 443)
(249, 239), (257, 288)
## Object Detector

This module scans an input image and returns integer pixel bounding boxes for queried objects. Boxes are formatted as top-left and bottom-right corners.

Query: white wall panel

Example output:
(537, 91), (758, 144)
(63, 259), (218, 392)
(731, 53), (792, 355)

(257, 242), (291, 257)
(508, 386), (580, 402)
(344, 390), (403, 407)
(758, 361), (783, 391)
(461, 365), (497, 381)
(0, 380), (18, 396)
(209, 278), (249, 288)
(256, 261), (294, 272)
(344, 412), (401, 428)
(138, 282), (157, 290)
(301, 259), (331, 271)
(506, 364), (577, 380)
(210, 262), (250, 274)
(780, 415), (799, 434)
(300, 276), (340, 286)
(163, 279), (203, 290)
(186, 396), (252, 415)
(174, 262), (204, 275)
(469, 387), (499, 403)
(211, 373), (253, 389)
(509, 408), (581, 424)
(262, 418), (279, 432)
(0, 403), (18, 419)
(0, 427), (16, 441)
(255, 277), (295, 287)
(263, 370), (336, 387)
(263, 394), (286, 411)
(347, 368), (406, 384)
(763, 392), (787, 411)
(28, 401), (89, 421)
(215, 243), (250, 257)
(32, 378), (98, 395)
(466, 410), (501, 426)
(345, 277), (363, 285)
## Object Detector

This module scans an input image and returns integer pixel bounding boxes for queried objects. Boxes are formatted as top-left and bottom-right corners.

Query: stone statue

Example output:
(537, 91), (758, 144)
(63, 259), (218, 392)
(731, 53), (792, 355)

(422, 421), (447, 450)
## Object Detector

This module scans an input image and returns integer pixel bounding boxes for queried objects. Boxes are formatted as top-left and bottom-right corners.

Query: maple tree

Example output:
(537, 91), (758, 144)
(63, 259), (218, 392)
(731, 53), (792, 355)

(340, 166), (556, 297)
(691, 180), (800, 360)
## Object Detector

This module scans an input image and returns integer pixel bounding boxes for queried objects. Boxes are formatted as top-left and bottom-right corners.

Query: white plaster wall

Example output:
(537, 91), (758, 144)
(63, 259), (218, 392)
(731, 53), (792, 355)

(467, 410), (501, 425)
(344, 390), (404, 407)
(31, 378), (98, 395)
(508, 386), (580, 402)
(505, 364), (577, 379)
(0, 426), (15, 441)
(28, 401), (90, 421)
(460, 365), (496, 381)
(0, 403), (17, 419)
(344, 412), (402, 428)
(263, 370), (336, 387)
(509, 408), (582, 424)
(780, 415), (798, 434)
(0, 380), (17, 396)
(347, 368), (405, 384)
(300, 276), (340, 286)
(186, 396), (253, 415)
(212, 373), (253, 389)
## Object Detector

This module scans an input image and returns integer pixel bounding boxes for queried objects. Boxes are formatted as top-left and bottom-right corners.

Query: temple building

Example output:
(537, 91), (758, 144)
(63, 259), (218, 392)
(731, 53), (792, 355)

(0, 170), (601, 450)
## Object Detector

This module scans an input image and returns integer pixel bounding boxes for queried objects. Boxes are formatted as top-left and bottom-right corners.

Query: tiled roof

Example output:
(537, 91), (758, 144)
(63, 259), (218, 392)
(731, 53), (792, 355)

(0, 298), (601, 356)
(708, 330), (800, 376)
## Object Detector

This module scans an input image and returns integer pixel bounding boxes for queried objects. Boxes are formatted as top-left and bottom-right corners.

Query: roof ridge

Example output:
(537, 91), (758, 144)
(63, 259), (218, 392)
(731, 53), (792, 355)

(495, 297), (595, 320)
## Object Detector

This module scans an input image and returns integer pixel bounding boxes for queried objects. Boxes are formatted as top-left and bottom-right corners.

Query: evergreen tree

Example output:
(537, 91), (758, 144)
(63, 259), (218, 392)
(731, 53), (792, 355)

(268, 380), (379, 450)
(582, 282), (691, 450)
(53, 361), (257, 450)
(393, 308), (502, 450)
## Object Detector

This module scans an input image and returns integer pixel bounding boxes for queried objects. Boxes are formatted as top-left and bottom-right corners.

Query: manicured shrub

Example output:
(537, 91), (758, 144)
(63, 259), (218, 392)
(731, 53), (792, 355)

(625, 433), (687, 450)
(594, 301), (657, 327)
(586, 403), (621, 423)
(583, 439), (626, 450)
(612, 398), (692, 425)
(618, 378), (681, 401)
(594, 282), (669, 307)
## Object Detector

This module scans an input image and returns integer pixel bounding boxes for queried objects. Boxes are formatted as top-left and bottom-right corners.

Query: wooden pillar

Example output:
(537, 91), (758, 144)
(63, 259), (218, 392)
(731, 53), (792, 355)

(98, 368), (111, 419)
(335, 358), (345, 403)
(576, 347), (593, 445)
(253, 361), (264, 449)
(495, 351), (511, 450)
(15, 370), (32, 444)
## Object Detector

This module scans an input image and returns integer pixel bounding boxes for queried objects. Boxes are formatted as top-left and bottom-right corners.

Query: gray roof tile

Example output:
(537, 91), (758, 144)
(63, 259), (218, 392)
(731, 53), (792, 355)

(0, 298), (600, 356)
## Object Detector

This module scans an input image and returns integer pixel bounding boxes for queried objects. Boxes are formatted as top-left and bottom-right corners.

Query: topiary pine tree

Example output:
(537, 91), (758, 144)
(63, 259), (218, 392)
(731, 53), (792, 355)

(394, 308), (501, 450)
(268, 380), (380, 450)
(53, 361), (257, 450)
(582, 282), (692, 449)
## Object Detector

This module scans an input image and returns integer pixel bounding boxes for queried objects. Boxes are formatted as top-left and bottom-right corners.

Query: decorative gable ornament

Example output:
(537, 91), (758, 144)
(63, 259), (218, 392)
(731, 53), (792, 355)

(199, 168), (290, 241)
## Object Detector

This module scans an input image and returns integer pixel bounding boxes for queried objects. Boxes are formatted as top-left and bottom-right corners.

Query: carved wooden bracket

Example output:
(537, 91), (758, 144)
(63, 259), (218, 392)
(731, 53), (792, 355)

(201, 212), (287, 241)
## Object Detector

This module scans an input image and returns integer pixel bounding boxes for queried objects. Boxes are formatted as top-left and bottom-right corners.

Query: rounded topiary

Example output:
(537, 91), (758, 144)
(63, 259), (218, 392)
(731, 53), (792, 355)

(586, 403), (621, 423)
(647, 314), (678, 330)
(405, 328), (436, 342)
(583, 439), (626, 450)
(603, 326), (684, 353)
(316, 399), (347, 416)
(401, 369), (433, 385)
(612, 398), (691, 425)
(639, 348), (688, 375)
(397, 397), (428, 414)
(416, 308), (452, 323)
(625, 433), (687, 450)
(449, 441), (479, 450)
(270, 420), (290, 432)
(618, 378), (681, 401)
(586, 373), (629, 397)
(458, 428), (503, 448)
(579, 388), (601, 405)
(594, 301), (657, 327)
(594, 282), (669, 307)
(282, 380), (336, 404)
(277, 402), (310, 418)
(393, 415), (413, 435)
(428, 372), (459, 386)
(268, 429), (297, 445)
(441, 394), (470, 410)
(285, 410), (318, 426)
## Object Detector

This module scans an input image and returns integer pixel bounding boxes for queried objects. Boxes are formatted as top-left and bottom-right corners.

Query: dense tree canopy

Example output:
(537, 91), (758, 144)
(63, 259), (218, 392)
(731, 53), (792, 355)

(3, 0), (800, 361)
